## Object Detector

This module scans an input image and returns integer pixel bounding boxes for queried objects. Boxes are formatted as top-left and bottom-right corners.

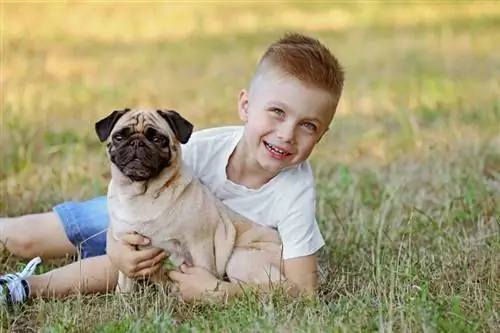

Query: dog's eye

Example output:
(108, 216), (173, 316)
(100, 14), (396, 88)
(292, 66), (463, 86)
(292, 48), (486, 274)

(113, 134), (123, 142)
(152, 136), (164, 143)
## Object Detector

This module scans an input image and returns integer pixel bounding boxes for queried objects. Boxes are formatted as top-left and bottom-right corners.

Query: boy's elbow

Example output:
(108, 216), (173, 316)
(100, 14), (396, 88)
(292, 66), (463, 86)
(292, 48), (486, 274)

(282, 253), (320, 298)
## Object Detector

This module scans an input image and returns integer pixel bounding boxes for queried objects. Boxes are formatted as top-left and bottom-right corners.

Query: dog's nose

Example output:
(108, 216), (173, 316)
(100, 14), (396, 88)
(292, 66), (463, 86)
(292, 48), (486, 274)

(130, 138), (145, 147)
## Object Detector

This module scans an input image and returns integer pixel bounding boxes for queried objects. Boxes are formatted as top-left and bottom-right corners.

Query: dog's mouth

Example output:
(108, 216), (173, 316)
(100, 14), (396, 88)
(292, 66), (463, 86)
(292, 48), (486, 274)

(110, 145), (172, 182)
(122, 159), (157, 181)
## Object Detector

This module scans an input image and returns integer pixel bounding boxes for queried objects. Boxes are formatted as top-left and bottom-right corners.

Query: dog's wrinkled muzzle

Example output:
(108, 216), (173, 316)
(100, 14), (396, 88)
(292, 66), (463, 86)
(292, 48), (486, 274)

(110, 139), (172, 182)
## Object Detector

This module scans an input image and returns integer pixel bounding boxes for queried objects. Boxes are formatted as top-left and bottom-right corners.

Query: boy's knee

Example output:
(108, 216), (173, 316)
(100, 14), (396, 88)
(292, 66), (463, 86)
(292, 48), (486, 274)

(0, 217), (36, 258)
(5, 234), (38, 258)
(0, 213), (76, 259)
(1, 217), (38, 257)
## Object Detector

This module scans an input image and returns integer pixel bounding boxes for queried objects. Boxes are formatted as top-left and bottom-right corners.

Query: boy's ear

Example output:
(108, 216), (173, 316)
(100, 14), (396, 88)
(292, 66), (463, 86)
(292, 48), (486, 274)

(237, 89), (249, 122)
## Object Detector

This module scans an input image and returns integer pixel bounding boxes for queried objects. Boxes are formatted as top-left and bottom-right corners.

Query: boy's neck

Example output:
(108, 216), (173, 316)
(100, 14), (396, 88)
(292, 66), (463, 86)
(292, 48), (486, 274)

(225, 139), (278, 190)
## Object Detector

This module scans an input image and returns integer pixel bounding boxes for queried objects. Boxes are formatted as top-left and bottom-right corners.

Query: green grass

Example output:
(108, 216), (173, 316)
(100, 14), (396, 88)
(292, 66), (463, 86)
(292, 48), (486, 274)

(1, 1), (499, 332)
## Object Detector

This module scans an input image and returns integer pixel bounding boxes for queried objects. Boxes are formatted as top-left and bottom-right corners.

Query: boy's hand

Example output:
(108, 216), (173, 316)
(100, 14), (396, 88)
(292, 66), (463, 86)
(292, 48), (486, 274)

(168, 265), (220, 302)
(106, 228), (169, 278)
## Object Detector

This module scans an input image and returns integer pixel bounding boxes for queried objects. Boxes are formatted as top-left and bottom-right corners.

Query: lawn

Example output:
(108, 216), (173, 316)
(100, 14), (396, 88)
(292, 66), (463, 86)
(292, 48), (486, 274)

(1, 1), (499, 332)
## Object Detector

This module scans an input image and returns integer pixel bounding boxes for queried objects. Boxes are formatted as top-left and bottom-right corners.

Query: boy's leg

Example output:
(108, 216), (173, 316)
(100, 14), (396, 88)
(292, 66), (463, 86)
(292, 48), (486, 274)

(28, 255), (118, 298)
(1, 197), (116, 305)
(1, 196), (109, 260)
(0, 255), (118, 306)
(0, 212), (76, 259)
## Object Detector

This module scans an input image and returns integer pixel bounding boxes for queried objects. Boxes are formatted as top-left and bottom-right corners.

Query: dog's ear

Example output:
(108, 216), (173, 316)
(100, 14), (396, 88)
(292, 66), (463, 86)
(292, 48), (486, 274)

(95, 108), (130, 142)
(157, 109), (194, 144)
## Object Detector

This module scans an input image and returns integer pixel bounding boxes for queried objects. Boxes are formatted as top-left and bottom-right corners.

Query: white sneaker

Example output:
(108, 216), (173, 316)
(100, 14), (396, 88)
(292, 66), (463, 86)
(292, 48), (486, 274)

(0, 257), (42, 307)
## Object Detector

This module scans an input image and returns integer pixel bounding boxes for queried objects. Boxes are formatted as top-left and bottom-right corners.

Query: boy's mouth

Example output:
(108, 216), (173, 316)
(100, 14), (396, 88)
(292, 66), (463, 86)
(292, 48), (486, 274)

(263, 141), (292, 157)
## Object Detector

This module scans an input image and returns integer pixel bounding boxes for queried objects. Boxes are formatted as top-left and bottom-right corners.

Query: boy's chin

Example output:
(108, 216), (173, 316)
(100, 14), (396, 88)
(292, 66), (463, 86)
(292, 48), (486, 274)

(257, 154), (296, 174)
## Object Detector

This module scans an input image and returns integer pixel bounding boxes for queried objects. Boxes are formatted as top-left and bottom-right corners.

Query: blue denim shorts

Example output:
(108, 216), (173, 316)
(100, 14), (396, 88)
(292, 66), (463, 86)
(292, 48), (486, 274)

(53, 195), (109, 259)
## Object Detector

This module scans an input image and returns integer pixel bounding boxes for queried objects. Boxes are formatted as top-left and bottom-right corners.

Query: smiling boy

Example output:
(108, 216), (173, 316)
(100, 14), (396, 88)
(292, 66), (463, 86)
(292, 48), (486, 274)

(0, 32), (344, 305)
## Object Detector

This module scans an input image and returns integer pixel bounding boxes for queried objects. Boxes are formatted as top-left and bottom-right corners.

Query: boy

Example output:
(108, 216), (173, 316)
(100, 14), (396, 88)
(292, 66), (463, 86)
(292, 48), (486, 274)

(0, 32), (344, 305)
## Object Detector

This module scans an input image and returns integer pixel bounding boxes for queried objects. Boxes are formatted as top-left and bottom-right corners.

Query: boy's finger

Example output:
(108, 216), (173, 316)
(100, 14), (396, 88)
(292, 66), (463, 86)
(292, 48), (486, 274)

(135, 251), (169, 270)
(153, 251), (170, 263)
(132, 247), (166, 263)
(168, 270), (183, 282)
(180, 264), (193, 273)
(133, 263), (161, 278)
(121, 233), (150, 246)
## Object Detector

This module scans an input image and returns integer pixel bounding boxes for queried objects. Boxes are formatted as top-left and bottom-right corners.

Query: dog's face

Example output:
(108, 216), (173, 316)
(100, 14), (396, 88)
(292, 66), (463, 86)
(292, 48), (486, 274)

(94, 108), (193, 182)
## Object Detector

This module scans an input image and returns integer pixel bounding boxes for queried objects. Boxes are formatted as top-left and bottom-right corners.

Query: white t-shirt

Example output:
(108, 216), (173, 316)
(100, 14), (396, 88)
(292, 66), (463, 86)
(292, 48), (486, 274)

(180, 125), (325, 260)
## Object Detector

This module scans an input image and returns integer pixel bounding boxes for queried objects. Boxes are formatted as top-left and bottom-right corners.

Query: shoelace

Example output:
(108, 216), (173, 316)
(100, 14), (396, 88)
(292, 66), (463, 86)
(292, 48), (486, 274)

(1, 257), (42, 305)
(1, 256), (42, 282)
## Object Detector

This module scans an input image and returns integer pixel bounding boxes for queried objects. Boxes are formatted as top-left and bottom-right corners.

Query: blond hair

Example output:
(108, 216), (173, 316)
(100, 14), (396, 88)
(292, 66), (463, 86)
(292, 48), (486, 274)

(251, 32), (345, 110)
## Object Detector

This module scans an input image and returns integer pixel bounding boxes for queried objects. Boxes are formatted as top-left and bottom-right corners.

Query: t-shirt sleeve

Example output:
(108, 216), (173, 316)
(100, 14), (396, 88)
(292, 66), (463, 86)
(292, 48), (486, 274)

(179, 134), (199, 173)
(276, 182), (326, 260)
(179, 127), (228, 177)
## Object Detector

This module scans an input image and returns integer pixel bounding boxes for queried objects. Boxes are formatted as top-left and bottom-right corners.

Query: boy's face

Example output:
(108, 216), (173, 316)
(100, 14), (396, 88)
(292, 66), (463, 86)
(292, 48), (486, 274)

(238, 69), (336, 175)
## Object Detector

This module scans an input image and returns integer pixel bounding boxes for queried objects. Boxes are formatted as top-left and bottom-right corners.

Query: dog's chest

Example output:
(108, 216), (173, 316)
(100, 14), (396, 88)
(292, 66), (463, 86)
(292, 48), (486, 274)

(108, 193), (180, 239)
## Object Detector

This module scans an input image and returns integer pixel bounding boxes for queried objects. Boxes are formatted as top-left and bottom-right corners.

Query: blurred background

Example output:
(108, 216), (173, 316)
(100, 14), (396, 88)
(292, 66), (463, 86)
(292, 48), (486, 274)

(2, 2), (500, 331)
(1, 1), (499, 210)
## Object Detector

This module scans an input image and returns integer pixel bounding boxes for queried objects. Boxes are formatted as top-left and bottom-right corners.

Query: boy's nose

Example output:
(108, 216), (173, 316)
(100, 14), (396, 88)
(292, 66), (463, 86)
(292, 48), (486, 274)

(276, 124), (296, 143)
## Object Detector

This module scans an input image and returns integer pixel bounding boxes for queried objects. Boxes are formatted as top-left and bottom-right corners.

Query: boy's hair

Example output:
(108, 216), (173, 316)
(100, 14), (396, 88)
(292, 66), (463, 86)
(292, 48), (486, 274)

(251, 32), (345, 109)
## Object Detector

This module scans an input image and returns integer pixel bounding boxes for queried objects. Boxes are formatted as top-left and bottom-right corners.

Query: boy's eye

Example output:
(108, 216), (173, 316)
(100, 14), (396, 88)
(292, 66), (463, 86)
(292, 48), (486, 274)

(270, 108), (285, 117)
(302, 122), (317, 132)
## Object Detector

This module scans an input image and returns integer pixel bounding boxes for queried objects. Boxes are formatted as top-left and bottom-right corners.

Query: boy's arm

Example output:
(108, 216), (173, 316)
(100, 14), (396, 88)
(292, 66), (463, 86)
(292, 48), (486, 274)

(168, 253), (319, 303)
(283, 253), (319, 295)
(217, 254), (318, 299)
(215, 182), (324, 301)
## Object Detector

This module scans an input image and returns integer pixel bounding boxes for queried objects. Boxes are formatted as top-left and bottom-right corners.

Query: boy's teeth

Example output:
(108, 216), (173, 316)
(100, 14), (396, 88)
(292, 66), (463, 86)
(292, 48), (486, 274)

(265, 142), (288, 155)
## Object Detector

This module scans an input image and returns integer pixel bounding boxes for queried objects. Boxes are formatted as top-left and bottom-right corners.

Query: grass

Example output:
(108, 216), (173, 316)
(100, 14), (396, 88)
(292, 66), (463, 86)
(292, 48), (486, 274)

(1, 1), (499, 332)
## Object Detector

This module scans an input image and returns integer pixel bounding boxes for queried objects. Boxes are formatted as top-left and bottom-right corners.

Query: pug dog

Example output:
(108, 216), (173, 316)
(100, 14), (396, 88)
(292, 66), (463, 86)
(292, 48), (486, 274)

(95, 108), (284, 294)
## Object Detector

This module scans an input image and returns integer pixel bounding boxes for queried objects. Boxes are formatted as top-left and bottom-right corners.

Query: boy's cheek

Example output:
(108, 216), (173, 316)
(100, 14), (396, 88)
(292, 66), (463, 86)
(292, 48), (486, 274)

(300, 140), (320, 158)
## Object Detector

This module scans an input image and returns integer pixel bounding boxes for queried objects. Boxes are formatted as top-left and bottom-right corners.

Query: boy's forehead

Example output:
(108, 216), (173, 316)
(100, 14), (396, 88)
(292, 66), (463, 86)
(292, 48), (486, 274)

(251, 67), (331, 99)
(251, 71), (335, 122)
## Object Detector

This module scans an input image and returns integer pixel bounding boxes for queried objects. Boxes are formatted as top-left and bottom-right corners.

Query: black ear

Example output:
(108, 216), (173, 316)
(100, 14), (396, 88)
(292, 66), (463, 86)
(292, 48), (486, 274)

(157, 109), (194, 144)
(95, 108), (130, 142)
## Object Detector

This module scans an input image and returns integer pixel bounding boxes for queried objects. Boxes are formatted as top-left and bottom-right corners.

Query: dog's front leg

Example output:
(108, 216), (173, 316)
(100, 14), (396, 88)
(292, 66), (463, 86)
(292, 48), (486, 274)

(115, 271), (136, 293)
